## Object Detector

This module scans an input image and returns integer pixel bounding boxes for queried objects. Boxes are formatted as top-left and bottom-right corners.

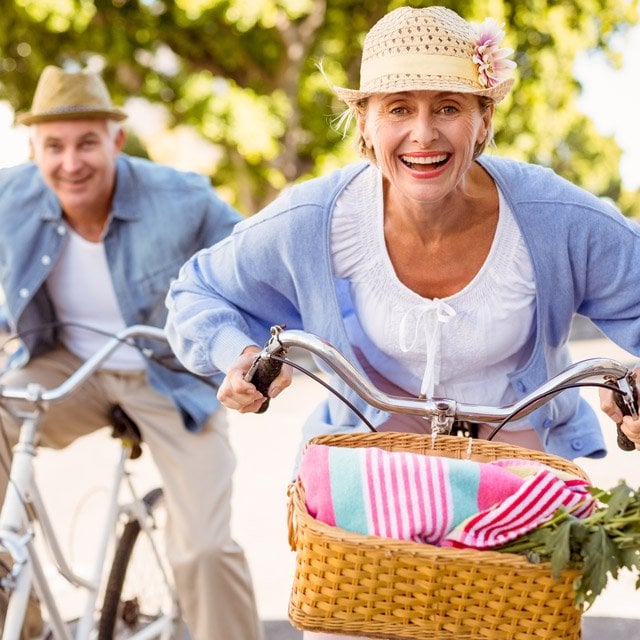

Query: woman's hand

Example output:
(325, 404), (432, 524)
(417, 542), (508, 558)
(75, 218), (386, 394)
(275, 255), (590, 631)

(598, 369), (640, 450)
(217, 346), (293, 413)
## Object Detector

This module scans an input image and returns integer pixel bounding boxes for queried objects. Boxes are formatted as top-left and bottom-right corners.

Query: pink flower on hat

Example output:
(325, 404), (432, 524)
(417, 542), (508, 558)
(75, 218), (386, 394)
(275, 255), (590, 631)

(472, 18), (516, 88)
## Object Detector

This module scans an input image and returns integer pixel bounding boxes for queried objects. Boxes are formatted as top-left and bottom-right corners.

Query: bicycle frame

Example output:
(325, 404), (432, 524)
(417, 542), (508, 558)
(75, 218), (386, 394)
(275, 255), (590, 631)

(0, 325), (179, 640)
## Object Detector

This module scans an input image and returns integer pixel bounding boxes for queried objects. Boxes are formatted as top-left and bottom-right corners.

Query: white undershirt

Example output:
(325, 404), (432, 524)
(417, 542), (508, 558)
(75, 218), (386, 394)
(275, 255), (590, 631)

(46, 226), (146, 370)
(331, 166), (536, 429)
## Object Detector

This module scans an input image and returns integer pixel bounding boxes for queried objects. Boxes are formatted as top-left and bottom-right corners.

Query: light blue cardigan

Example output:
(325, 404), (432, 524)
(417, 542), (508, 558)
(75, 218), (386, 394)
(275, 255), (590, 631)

(165, 156), (640, 459)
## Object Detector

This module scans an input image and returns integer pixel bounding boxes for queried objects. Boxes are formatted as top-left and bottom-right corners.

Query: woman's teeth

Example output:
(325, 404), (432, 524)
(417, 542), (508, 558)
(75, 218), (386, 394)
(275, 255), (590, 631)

(400, 154), (448, 169)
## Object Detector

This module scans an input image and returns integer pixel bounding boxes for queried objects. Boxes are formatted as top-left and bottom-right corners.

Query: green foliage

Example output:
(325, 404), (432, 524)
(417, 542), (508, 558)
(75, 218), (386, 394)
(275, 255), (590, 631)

(498, 482), (640, 609)
(0, 0), (638, 214)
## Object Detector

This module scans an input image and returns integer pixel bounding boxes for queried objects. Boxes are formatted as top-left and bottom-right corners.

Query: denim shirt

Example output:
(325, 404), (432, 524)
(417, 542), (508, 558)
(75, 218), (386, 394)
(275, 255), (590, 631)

(0, 154), (241, 431)
(166, 157), (640, 459)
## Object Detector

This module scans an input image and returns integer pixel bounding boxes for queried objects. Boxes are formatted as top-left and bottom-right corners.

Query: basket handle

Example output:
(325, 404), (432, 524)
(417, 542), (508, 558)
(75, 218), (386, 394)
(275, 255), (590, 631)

(287, 482), (297, 551)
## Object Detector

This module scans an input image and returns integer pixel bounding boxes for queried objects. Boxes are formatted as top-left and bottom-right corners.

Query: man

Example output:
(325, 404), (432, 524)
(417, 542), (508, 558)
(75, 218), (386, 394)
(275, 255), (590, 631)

(0, 65), (263, 640)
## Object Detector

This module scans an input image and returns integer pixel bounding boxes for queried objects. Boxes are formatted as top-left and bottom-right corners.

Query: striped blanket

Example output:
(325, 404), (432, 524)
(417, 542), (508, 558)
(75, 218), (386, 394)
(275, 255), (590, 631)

(298, 444), (595, 549)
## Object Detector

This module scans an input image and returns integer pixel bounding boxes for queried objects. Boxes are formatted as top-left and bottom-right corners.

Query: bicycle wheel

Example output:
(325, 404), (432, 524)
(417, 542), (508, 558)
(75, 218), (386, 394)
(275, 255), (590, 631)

(97, 487), (184, 640)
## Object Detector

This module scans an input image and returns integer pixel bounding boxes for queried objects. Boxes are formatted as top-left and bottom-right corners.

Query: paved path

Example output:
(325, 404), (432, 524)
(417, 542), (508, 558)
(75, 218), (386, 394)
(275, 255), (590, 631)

(32, 333), (640, 638)
(263, 618), (640, 639)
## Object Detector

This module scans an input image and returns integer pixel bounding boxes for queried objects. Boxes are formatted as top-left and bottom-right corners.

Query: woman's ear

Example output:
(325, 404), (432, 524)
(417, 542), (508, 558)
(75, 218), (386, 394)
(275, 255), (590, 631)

(479, 102), (495, 145)
(357, 112), (371, 148)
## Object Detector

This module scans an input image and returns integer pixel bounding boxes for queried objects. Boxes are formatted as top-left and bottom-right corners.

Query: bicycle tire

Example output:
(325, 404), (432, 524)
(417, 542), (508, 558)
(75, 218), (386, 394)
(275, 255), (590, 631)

(97, 487), (182, 639)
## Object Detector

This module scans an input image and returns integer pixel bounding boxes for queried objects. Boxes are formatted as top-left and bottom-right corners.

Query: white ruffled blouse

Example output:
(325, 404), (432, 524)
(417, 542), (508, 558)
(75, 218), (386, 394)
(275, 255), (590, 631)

(331, 165), (536, 428)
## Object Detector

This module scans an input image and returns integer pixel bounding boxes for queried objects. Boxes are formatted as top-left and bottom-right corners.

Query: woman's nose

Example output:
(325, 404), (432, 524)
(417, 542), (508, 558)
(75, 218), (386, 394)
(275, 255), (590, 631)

(411, 114), (439, 145)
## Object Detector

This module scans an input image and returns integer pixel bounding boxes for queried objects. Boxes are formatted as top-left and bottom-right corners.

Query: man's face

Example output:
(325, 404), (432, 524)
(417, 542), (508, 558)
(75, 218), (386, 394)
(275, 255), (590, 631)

(30, 119), (125, 217)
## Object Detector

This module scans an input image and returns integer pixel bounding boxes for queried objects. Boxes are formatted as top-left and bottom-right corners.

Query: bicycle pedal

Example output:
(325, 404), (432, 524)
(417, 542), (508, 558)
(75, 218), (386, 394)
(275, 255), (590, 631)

(121, 597), (141, 627)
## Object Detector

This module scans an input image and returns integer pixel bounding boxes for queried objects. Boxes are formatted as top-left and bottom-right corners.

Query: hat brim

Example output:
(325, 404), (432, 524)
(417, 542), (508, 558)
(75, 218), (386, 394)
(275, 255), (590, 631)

(334, 77), (514, 105)
(16, 108), (128, 126)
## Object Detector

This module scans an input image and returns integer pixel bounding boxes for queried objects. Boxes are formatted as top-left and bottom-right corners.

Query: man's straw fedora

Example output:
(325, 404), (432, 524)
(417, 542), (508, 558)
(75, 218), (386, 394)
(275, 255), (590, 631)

(333, 6), (515, 105)
(16, 65), (127, 125)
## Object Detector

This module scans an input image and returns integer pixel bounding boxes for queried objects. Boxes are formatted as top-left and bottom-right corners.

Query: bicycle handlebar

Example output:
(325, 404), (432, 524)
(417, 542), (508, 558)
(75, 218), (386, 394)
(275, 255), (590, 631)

(246, 326), (638, 442)
(0, 325), (167, 406)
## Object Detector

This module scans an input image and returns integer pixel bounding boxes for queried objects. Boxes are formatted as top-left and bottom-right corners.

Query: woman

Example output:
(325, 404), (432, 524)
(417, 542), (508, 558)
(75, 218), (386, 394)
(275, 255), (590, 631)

(166, 3), (640, 458)
(166, 6), (640, 637)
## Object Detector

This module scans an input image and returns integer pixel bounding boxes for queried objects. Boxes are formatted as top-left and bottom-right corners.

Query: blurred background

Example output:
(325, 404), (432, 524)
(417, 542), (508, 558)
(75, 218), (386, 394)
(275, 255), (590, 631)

(1, 2), (640, 635)
(0, 0), (639, 218)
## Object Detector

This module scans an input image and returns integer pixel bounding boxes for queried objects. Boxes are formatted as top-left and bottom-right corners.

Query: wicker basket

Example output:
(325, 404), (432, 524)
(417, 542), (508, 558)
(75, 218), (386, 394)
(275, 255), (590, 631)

(287, 432), (590, 640)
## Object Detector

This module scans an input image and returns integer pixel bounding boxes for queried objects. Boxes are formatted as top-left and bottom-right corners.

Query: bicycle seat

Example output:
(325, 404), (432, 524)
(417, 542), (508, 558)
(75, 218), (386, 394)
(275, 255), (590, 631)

(109, 405), (143, 459)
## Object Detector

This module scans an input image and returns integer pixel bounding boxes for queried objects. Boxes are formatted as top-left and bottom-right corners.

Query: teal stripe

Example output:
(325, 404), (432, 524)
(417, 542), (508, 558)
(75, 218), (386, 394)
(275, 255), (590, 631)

(329, 447), (369, 535)
(447, 459), (480, 525)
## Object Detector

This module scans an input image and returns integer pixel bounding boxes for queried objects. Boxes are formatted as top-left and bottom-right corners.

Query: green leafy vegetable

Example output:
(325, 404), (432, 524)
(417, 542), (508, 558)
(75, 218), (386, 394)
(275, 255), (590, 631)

(496, 482), (640, 608)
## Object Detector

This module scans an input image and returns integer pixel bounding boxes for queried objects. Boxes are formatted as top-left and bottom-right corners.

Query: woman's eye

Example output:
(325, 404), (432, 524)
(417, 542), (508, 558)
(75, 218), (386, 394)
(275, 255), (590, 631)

(441, 105), (459, 114)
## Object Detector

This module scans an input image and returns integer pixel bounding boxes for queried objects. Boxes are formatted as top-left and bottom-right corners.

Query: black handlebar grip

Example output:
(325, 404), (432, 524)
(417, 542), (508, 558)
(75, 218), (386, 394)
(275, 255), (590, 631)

(616, 424), (636, 452)
(246, 354), (283, 414)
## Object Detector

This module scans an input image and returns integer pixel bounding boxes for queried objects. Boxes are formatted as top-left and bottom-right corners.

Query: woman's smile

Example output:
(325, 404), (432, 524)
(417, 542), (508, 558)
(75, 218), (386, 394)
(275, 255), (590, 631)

(399, 152), (452, 173)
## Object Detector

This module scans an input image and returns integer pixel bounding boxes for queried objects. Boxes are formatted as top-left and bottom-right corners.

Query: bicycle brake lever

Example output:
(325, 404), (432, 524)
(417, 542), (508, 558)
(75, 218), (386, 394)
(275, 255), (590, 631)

(610, 371), (638, 451)
(244, 325), (288, 414)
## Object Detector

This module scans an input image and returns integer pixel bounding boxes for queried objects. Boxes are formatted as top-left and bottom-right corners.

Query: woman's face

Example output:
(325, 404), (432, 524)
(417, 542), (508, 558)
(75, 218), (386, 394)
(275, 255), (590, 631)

(358, 90), (493, 206)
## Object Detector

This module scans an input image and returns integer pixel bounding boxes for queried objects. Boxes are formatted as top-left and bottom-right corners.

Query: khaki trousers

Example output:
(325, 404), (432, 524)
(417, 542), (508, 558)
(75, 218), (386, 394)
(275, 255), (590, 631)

(0, 346), (263, 640)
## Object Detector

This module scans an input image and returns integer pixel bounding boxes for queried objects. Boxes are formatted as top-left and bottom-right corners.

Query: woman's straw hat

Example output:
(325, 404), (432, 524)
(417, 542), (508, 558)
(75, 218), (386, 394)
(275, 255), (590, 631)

(16, 65), (127, 125)
(334, 6), (515, 104)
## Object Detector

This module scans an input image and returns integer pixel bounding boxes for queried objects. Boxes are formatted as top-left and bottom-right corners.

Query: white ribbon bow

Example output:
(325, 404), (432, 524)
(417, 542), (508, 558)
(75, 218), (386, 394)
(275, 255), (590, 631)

(398, 298), (457, 399)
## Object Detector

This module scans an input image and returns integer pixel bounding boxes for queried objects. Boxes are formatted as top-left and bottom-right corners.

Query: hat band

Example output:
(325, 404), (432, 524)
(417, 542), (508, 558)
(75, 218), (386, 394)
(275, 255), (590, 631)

(360, 54), (479, 90)
(39, 105), (113, 116)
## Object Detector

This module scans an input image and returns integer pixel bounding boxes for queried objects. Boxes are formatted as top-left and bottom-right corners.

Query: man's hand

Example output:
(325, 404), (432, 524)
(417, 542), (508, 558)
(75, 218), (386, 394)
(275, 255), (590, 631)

(217, 346), (292, 413)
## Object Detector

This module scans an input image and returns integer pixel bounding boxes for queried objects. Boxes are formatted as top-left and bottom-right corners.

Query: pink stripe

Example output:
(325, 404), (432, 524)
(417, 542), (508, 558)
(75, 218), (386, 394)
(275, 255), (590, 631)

(476, 475), (564, 543)
(436, 458), (452, 542)
(414, 456), (428, 540)
(404, 454), (419, 541)
(364, 448), (380, 535)
(458, 472), (560, 545)
(376, 448), (387, 536)
(458, 471), (592, 547)
(395, 454), (412, 540)
(426, 457), (447, 543)
(371, 450), (386, 536)
(397, 458), (406, 538)
(423, 458), (437, 541)
(485, 496), (569, 545)
(401, 458), (410, 538)
(487, 477), (561, 531)
(390, 455), (402, 539)
(298, 445), (336, 526)
(477, 465), (523, 510)
(416, 456), (432, 541)
(416, 458), (430, 540)
(381, 449), (396, 538)
(376, 448), (388, 537)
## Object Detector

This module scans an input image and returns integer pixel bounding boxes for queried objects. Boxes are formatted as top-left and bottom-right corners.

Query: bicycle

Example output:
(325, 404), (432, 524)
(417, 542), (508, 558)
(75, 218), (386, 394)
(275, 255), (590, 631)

(0, 325), (184, 640)
(246, 325), (639, 640)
